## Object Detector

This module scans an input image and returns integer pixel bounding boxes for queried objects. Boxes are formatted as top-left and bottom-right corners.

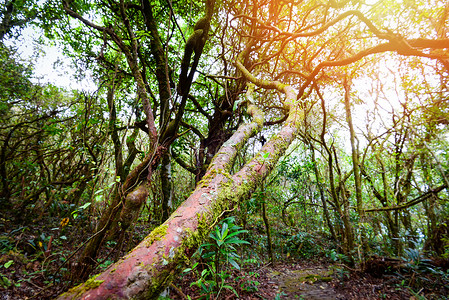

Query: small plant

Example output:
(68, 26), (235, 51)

(186, 217), (250, 299)
(274, 291), (287, 300)
(402, 247), (435, 275)
(97, 257), (114, 270)
(0, 273), (12, 289)
(325, 249), (338, 262)
(187, 267), (217, 297)
(337, 266), (351, 281)
(0, 236), (15, 253)
(0, 259), (20, 288)
(397, 245), (449, 295)
(238, 271), (260, 292)
(284, 232), (320, 258)
(71, 202), (91, 220)
(202, 217), (249, 270)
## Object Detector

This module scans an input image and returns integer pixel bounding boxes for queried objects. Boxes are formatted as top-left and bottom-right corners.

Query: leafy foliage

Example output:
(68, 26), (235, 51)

(185, 217), (249, 299)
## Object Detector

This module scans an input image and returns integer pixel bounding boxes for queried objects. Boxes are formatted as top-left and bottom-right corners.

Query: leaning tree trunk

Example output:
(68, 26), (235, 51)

(56, 66), (302, 299)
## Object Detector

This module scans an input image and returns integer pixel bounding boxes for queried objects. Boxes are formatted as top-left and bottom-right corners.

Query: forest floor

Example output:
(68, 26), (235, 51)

(1, 249), (449, 299)
(170, 258), (448, 300)
(1, 217), (448, 299)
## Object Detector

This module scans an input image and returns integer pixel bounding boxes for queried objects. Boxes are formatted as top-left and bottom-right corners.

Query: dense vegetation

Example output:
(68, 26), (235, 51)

(0, 0), (448, 299)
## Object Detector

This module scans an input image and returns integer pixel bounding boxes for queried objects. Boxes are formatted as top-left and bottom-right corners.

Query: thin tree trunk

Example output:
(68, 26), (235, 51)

(343, 80), (367, 263)
(343, 81), (363, 220)
(339, 181), (354, 255)
(261, 185), (274, 263)
(160, 151), (173, 222)
(310, 146), (336, 241)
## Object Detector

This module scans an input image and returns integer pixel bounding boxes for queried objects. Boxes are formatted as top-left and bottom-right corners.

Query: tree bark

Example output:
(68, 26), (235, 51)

(262, 199), (274, 263)
(261, 182), (274, 263)
(160, 151), (173, 222)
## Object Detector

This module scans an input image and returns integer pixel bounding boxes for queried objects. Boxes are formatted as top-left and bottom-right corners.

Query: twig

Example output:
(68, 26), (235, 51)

(208, 207), (236, 229)
(28, 282), (54, 299)
(335, 263), (359, 272)
(170, 282), (188, 299)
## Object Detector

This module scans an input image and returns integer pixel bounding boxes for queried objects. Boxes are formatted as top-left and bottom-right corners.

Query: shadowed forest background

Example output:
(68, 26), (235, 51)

(0, 0), (448, 299)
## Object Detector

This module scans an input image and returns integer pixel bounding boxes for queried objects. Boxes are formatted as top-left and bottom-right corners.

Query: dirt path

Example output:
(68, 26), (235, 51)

(254, 261), (345, 299)
(271, 267), (340, 299)
(169, 259), (429, 299)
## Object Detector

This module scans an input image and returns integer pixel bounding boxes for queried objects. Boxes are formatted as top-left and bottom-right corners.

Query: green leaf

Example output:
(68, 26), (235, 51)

(228, 259), (240, 270)
(0, 275), (11, 288)
(226, 238), (250, 245)
(225, 230), (248, 240)
(79, 202), (91, 210)
(220, 222), (229, 239)
(4, 260), (13, 269)
(223, 284), (239, 297)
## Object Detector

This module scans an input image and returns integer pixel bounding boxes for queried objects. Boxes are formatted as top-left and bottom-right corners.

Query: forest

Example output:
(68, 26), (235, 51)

(0, 0), (448, 299)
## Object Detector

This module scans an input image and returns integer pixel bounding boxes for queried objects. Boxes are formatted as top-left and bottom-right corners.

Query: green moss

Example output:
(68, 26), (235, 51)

(197, 171), (213, 187)
(59, 273), (104, 298)
(144, 224), (168, 247)
(197, 167), (233, 188)
(179, 212), (216, 260)
(245, 95), (264, 130)
(214, 167), (232, 179)
(84, 275), (104, 289)
(181, 227), (197, 248)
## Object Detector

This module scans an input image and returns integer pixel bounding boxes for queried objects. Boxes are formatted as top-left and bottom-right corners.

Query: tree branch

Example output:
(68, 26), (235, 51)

(365, 185), (447, 212)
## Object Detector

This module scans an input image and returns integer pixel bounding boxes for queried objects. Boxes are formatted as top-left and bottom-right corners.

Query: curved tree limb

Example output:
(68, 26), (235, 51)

(297, 39), (449, 99)
(365, 185), (447, 212)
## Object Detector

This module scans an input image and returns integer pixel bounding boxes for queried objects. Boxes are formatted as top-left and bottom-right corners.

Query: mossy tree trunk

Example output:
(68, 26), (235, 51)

(56, 61), (302, 300)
